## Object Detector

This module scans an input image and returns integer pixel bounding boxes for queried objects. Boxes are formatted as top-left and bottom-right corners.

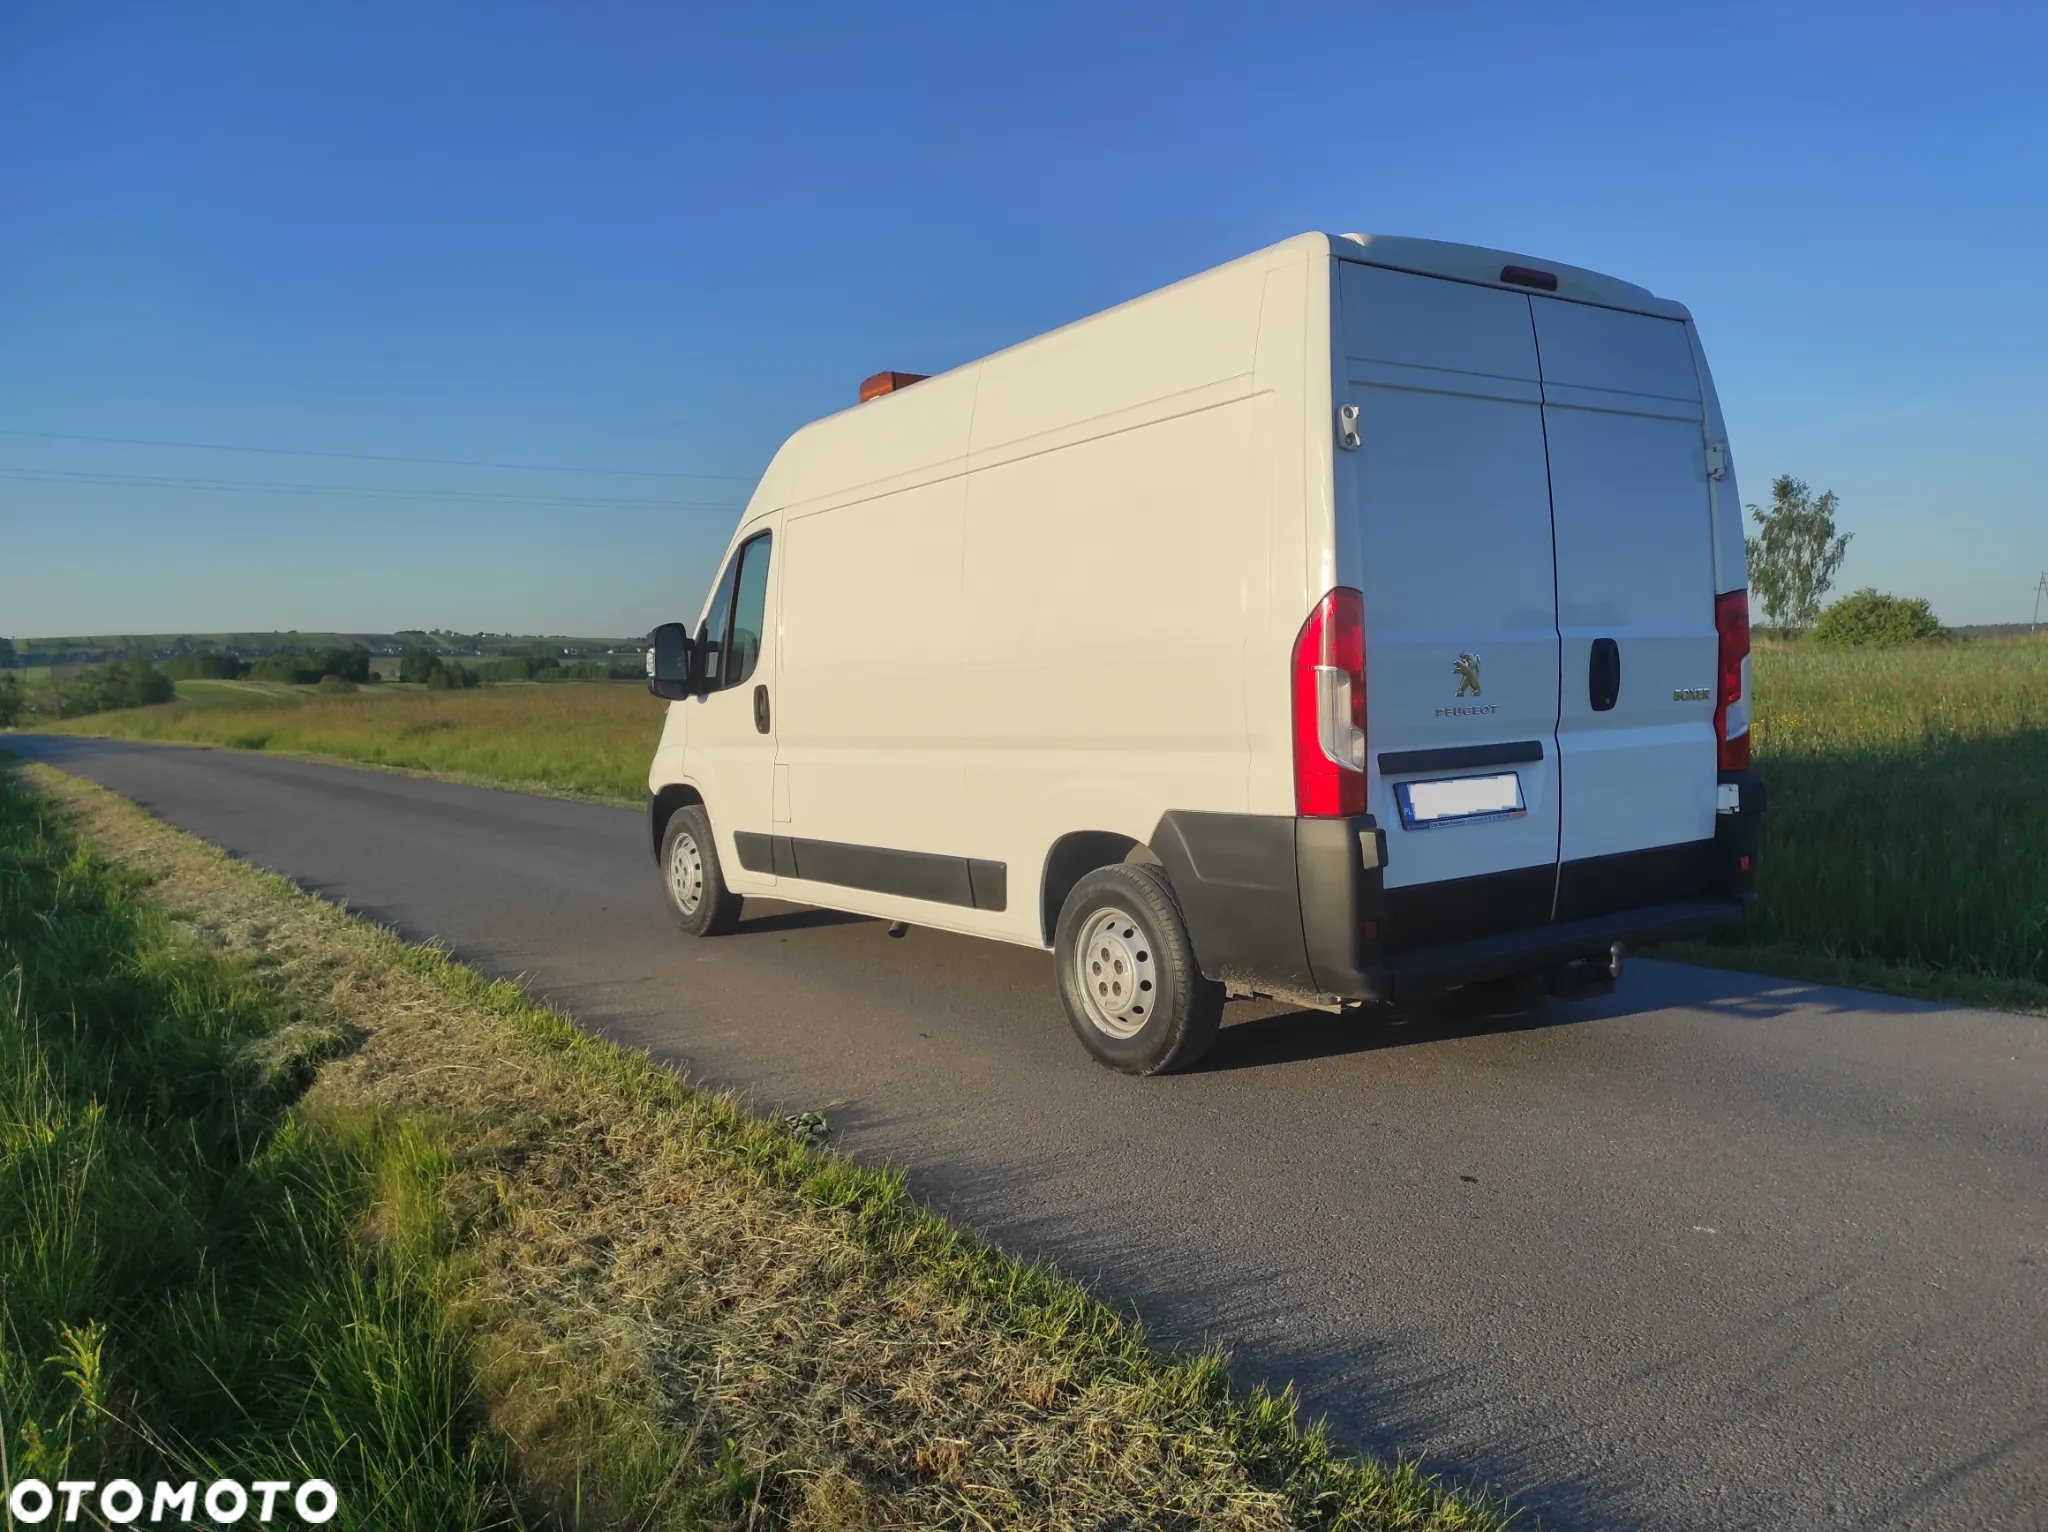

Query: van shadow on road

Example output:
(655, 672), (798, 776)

(1200, 979), (1589, 1073)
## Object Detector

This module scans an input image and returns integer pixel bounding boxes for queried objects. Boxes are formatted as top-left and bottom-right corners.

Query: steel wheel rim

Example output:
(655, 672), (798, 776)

(668, 830), (705, 915)
(1074, 907), (1157, 1039)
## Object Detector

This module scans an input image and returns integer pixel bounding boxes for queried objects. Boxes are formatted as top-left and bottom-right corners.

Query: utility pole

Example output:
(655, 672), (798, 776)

(2035, 571), (2048, 632)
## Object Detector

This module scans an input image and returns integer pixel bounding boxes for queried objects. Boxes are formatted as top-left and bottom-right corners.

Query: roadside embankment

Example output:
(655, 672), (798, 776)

(4, 760), (1506, 1530)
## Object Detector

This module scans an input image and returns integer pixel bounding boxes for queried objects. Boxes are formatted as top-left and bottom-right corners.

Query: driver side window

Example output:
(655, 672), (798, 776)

(697, 557), (737, 691)
(697, 530), (772, 693)
(726, 533), (771, 688)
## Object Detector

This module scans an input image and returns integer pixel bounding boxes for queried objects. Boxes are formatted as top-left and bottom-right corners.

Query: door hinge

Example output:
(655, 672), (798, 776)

(1704, 442), (1728, 481)
(1337, 403), (1361, 451)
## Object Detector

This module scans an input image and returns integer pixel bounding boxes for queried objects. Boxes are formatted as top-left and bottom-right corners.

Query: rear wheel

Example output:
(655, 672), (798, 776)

(1054, 863), (1223, 1075)
(661, 805), (742, 936)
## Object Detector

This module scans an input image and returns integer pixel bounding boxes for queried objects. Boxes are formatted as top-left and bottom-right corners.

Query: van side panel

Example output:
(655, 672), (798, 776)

(960, 401), (1266, 927)
(777, 475), (971, 862)
(966, 258), (1266, 458)
(1245, 242), (1325, 817)
(957, 248), (1282, 936)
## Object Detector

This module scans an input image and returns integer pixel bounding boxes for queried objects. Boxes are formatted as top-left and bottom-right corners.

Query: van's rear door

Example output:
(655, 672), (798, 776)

(1336, 264), (1562, 951)
(1531, 298), (1719, 915)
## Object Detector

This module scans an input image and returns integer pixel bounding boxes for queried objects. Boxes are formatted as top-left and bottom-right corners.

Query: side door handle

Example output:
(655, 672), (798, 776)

(752, 684), (771, 734)
(1589, 638), (1621, 712)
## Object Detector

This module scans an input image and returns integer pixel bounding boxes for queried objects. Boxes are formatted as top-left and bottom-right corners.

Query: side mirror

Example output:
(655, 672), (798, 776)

(646, 622), (693, 700)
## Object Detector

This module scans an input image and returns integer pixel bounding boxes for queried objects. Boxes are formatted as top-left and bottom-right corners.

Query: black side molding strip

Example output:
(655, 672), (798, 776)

(1378, 739), (1544, 775)
(733, 831), (1007, 912)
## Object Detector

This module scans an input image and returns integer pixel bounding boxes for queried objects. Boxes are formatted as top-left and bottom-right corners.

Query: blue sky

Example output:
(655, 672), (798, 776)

(3, 2), (2044, 637)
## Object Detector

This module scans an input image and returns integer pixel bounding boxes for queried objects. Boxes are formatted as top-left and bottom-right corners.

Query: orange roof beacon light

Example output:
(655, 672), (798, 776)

(859, 370), (929, 403)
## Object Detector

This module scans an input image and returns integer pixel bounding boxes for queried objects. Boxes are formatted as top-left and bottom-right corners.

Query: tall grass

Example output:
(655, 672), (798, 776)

(0, 766), (523, 1527)
(44, 682), (664, 802)
(1727, 639), (2048, 994)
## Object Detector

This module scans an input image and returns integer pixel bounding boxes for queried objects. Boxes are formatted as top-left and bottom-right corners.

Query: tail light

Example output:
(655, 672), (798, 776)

(1714, 588), (1751, 772)
(1292, 588), (1367, 816)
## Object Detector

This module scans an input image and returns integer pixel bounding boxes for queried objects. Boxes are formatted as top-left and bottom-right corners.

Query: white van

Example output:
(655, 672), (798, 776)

(644, 232), (1765, 1074)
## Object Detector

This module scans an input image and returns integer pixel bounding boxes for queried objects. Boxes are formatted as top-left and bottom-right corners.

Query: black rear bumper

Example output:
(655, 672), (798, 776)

(1383, 896), (1741, 993)
(1152, 771), (1762, 1004)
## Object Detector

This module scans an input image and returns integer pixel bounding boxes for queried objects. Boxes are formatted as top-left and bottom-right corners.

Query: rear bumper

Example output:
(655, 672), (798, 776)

(1384, 896), (1742, 993)
(1153, 772), (1763, 1004)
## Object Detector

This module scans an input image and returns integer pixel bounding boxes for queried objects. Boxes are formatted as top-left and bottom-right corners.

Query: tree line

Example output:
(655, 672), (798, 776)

(0, 647), (173, 726)
(398, 648), (639, 687)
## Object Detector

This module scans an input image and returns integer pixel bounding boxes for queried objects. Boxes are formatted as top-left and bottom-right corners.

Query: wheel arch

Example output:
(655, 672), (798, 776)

(648, 782), (705, 861)
(1039, 830), (1161, 945)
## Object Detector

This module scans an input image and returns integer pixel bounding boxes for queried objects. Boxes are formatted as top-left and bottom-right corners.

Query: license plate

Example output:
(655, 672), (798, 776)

(1394, 771), (1526, 830)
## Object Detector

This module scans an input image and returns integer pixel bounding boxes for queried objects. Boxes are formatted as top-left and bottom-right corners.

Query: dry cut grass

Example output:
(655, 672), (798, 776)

(27, 764), (1506, 1532)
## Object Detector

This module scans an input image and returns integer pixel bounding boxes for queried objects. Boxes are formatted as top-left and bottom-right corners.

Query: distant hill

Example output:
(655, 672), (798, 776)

(6, 631), (648, 667)
(1952, 623), (2044, 640)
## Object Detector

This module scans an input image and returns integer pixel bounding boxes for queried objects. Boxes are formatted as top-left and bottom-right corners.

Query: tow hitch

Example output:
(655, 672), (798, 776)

(1550, 941), (1625, 1000)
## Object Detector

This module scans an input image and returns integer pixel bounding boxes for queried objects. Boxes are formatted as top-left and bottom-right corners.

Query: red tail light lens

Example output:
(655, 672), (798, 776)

(1714, 588), (1751, 772)
(1292, 588), (1367, 816)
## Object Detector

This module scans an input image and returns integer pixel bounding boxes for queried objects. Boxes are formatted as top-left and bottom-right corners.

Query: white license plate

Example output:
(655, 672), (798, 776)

(1394, 771), (1526, 830)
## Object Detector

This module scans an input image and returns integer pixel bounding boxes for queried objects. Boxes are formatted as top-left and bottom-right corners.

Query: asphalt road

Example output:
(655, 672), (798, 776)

(11, 735), (2044, 1531)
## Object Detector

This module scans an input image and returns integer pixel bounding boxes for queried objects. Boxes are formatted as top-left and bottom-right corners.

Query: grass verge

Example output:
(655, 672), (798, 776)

(1, 763), (523, 1527)
(7, 759), (1508, 1531)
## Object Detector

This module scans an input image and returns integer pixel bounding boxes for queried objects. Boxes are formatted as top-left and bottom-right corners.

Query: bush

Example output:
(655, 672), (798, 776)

(538, 659), (641, 682)
(425, 662), (480, 690)
(1812, 589), (1947, 647)
(0, 673), (21, 728)
(475, 657), (539, 684)
(315, 674), (359, 694)
(163, 652), (247, 681)
(249, 645), (371, 685)
(309, 646), (370, 683)
(399, 646), (444, 685)
(244, 652), (305, 683)
(29, 654), (174, 719)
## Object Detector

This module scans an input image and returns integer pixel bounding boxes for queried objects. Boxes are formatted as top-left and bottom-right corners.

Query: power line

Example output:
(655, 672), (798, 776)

(0, 427), (758, 482)
(0, 466), (742, 511)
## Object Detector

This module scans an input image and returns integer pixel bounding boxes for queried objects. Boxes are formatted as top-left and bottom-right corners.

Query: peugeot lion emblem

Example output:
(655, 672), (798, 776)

(1453, 652), (1482, 698)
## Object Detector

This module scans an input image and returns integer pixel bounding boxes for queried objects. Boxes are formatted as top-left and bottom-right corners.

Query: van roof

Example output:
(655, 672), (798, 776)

(741, 231), (1691, 522)
(1333, 233), (1690, 320)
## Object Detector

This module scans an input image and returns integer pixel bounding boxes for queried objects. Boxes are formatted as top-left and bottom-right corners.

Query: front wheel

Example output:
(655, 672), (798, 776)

(1053, 863), (1223, 1075)
(661, 805), (743, 936)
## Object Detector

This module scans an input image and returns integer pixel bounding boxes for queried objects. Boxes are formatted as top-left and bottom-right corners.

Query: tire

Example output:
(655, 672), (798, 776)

(1053, 863), (1224, 1075)
(660, 805), (743, 937)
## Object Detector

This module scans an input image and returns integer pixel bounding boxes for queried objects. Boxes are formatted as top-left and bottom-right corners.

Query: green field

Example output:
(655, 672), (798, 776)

(1683, 638), (2048, 1008)
(25, 639), (2048, 1010)
(42, 678), (663, 801)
